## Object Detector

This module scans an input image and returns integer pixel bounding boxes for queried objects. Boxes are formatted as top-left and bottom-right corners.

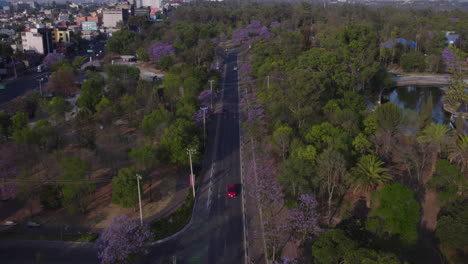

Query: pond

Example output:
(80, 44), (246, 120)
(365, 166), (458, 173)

(382, 86), (451, 125)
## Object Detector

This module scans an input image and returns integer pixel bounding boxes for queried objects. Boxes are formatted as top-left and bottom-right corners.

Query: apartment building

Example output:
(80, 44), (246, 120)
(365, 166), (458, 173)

(51, 27), (70, 43)
(21, 28), (53, 54)
(102, 9), (129, 28)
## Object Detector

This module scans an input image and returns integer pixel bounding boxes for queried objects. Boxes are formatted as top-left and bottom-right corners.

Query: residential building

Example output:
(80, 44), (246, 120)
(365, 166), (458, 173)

(21, 28), (53, 54)
(52, 27), (70, 43)
(134, 7), (150, 17)
(76, 16), (99, 26)
(103, 9), (129, 28)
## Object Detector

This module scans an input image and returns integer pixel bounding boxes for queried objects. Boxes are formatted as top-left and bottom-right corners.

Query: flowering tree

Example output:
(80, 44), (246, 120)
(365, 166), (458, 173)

(193, 89), (217, 125)
(43, 53), (65, 69)
(146, 42), (175, 63)
(441, 48), (457, 71)
(287, 194), (319, 240)
(270, 21), (281, 28)
(97, 214), (154, 264)
(0, 144), (21, 200)
(274, 257), (298, 264)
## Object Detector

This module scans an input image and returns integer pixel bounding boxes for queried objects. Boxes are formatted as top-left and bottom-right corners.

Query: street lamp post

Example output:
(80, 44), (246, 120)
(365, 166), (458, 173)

(186, 148), (196, 198)
(209, 80), (214, 110)
(37, 78), (44, 96)
(136, 174), (143, 225)
(200, 106), (208, 147)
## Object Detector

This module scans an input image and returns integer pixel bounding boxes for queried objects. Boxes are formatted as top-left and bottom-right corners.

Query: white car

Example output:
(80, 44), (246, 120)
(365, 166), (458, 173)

(27, 221), (41, 227)
(4, 221), (17, 226)
(234, 67), (237, 71)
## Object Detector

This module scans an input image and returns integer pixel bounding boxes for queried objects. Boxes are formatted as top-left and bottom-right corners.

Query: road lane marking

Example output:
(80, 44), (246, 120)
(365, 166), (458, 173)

(237, 54), (249, 264)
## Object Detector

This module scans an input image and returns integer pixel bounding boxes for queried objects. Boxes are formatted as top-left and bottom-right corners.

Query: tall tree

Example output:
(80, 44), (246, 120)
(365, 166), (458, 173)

(97, 214), (154, 264)
(112, 168), (140, 208)
(351, 154), (391, 193)
(366, 184), (420, 246)
(59, 157), (94, 213)
(316, 147), (348, 223)
(448, 135), (468, 173)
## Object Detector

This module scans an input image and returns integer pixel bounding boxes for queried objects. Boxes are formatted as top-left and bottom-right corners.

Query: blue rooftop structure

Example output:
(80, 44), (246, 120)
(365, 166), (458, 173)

(381, 38), (417, 49)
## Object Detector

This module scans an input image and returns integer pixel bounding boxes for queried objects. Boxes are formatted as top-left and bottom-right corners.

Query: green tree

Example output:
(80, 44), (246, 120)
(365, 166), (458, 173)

(129, 145), (158, 170)
(352, 133), (373, 154)
(351, 154), (390, 193)
(0, 111), (11, 139)
(418, 94), (433, 130)
(271, 124), (293, 161)
(47, 97), (71, 123)
(10, 112), (28, 133)
(429, 160), (466, 205)
(316, 147), (349, 222)
(312, 229), (358, 264)
(59, 157), (94, 213)
(400, 52), (426, 72)
(105, 30), (136, 54)
(374, 102), (405, 135)
(77, 77), (104, 112)
(39, 184), (62, 210)
(141, 107), (173, 138)
(157, 118), (201, 166)
(279, 142), (316, 198)
(366, 184), (420, 245)
(72, 56), (88, 70)
(448, 135), (468, 172)
(112, 167), (140, 208)
(345, 248), (402, 264)
(163, 73), (183, 110)
(417, 123), (451, 157)
(435, 200), (468, 251)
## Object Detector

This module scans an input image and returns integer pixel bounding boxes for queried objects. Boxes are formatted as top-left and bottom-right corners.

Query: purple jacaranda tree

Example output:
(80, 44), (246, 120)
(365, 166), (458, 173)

(0, 144), (21, 200)
(270, 21), (281, 28)
(146, 42), (175, 63)
(232, 28), (249, 45)
(197, 89), (217, 108)
(274, 257), (298, 264)
(259, 26), (272, 40)
(441, 48), (457, 71)
(97, 214), (154, 264)
(43, 53), (65, 69)
(287, 194), (319, 241)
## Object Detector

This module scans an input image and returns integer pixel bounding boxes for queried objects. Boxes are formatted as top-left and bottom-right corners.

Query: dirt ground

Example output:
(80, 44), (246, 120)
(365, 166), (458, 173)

(0, 165), (189, 233)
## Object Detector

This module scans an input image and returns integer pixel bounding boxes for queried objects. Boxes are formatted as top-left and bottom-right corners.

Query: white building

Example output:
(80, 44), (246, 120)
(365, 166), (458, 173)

(20, 28), (52, 55)
(133, 0), (161, 9)
(103, 9), (129, 28)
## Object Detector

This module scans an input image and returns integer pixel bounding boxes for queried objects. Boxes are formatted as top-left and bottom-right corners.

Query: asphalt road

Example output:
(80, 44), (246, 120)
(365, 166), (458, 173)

(0, 52), (246, 264)
(0, 71), (49, 105)
(145, 51), (246, 264)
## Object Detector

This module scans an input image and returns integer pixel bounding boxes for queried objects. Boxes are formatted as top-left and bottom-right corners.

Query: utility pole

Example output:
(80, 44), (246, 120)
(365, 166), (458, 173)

(209, 80), (214, 110)
(136, 174), (143, 225)
(186, 148), (196, 198)
(11, 56), (17, 79)
(38, 78), (43, 96)
(201, 106), (208, 147)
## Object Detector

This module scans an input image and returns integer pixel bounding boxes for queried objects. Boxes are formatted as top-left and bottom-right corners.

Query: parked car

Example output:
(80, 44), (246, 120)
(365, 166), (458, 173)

(37, 64), (46, 73)
(227, 185), (237, 198)
(27, 221), (41, 227)
(4, 221), (17, 226)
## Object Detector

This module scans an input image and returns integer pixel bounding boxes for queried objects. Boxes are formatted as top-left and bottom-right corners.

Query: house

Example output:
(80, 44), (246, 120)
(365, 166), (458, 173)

(446, 32), (459, 46)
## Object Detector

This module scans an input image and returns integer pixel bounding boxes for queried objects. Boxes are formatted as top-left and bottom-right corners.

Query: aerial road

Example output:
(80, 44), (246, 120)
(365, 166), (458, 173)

(145, 51), (247, 264)
(0, 51), (247, 264)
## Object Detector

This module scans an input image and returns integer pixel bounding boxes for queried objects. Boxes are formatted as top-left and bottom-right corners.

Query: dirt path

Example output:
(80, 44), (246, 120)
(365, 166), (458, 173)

(421, 188), (440, 231)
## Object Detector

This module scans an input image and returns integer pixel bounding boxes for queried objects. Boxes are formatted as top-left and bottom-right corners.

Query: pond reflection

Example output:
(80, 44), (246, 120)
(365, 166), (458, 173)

(382, 86), (451, 124)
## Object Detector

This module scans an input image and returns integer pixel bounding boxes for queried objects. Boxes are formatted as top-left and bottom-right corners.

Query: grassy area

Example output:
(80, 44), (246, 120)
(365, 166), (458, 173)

(150, 190), (195, 241)
(0, 232), (98, 242)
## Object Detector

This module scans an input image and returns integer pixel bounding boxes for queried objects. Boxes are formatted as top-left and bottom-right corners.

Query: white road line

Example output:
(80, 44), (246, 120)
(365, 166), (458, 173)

(237, 55), (249, 264)
(207, 62), (228, 211)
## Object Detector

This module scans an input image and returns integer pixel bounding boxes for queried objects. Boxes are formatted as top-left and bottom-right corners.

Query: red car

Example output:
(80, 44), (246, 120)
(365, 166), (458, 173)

(227, 185), (237, 198)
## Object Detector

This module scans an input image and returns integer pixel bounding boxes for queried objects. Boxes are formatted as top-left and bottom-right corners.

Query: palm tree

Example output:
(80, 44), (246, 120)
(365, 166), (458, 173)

(352, 154), (391, 193)
(418, 123), (451, 156)
(448, 135), (468, 173)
